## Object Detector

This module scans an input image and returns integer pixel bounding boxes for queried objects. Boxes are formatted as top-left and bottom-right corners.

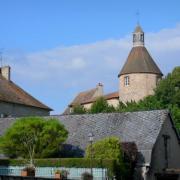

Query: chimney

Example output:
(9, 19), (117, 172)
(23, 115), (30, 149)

(0, 66), (11, 81)
(94, 83), (104, 97)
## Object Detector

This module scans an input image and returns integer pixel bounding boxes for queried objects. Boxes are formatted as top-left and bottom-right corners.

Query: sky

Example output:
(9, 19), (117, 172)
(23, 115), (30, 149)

(0, 0), (180, 114)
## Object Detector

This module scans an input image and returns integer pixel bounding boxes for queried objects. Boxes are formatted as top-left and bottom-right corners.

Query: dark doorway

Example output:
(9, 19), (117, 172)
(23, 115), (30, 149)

(156, 174), (179, 180)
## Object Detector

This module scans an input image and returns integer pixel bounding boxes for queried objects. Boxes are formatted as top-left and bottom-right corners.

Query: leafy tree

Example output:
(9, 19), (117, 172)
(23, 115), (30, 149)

(90, 97), (111, 113)
(85, 136), (122, 159)
(90, 97), (108, 113)
(72, 104), (86, 114)
(155, 67), (180, 107)
(85, 137), (127, 179)
(0, 117), (68, 165)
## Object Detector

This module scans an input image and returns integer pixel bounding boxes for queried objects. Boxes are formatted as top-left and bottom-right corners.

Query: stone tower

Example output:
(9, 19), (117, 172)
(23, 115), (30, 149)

(118, 25), (163, 103)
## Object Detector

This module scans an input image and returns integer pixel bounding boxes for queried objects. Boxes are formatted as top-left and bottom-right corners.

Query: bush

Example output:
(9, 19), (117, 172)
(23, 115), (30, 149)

(85, 137), (128, 179)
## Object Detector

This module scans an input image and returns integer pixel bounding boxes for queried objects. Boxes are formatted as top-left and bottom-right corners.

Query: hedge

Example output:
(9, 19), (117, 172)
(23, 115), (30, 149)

(0, 158), (117, 177)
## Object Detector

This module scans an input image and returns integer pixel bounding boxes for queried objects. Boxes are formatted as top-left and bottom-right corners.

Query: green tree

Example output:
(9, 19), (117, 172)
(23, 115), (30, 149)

(85, 137), (127, 179)
(155, 66), (180, 107)
(90, 97), (110, 113)
(85, 136), (122, 159)
(0, 117), (68, 165)
(72, 104), (86, 114)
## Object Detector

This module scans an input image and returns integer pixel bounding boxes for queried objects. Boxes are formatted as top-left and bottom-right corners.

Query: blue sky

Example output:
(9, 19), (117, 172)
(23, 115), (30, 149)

(0, 0), (180, 114)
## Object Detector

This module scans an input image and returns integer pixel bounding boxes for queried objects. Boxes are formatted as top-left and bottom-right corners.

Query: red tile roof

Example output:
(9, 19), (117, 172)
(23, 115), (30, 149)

(70, 90), (119, 106)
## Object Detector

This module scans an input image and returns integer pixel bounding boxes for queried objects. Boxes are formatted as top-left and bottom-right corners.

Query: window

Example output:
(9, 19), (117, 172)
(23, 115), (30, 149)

(133, 34), (136, 42)
(124, 76), (130, 86)
(140, 34), (144, 41)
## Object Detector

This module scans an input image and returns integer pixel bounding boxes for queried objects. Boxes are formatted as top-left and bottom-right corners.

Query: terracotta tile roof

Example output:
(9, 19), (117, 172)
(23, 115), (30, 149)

(0, 75), (52, 110)
(103, 91), (119, 100)
(118, 46), (163, 77)
(70, 91), (119, 107)
(69, 88), (97, 106)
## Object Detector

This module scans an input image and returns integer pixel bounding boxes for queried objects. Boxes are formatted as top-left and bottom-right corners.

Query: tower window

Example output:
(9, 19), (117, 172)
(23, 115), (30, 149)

(133, 34), (136, 42)
(124, 76), (130, 86)
(140, 34), (144, 41)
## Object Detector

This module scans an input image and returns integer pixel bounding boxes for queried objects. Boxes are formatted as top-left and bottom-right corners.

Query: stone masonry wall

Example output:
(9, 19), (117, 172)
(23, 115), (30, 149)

(119, 73), (159, 103)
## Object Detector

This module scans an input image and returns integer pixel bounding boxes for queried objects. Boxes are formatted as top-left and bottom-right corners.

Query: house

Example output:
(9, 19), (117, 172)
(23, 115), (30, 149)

(0, 66), (52, 117)
(64, 24), (163, 114)
(1, 110), (180, 179)
(64, 83), (119, 114)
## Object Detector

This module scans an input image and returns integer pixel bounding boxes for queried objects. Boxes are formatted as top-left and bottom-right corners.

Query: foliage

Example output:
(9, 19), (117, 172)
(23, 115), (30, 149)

(85, 137), (121, 160)
(72, 104), (87, 114)
(85, 137), (128, 179)
(0, 117), (68, 164)
(90, 97), (116, 113)
(90, 97), (109, 113)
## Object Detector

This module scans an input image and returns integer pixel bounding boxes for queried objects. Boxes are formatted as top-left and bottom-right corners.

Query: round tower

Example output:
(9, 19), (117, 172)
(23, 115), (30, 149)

(118, 25), (163, 103)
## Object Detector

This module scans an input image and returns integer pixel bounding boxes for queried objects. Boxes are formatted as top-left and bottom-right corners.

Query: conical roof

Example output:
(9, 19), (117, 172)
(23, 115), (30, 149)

(118, 46), (163, 76)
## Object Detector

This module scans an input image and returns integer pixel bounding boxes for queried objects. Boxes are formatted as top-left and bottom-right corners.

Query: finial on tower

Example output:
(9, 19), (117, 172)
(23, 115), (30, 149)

(136, 10), (140, 25)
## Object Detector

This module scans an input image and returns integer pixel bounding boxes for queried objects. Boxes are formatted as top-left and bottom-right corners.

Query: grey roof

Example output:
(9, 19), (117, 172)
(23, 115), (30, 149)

(118, 46), (163, 76)
(0, 110), (170, 165)
(55, 110), (169, 164)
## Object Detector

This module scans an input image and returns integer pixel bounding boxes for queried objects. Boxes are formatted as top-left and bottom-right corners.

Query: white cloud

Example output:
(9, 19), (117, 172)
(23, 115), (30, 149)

(4, 23), (180, 114)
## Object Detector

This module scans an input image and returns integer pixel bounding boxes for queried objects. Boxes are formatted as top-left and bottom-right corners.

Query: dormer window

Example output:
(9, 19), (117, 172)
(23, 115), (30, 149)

(124, 76), (130, 86)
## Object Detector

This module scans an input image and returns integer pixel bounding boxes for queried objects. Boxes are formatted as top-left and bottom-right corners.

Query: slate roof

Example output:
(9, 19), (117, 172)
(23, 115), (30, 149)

(104, 92), (119, 100)
(55, 110), (168, 164)
(0, 110), (171, 165)
(118, 46), (163, 77)
(0, 75), (52, 110)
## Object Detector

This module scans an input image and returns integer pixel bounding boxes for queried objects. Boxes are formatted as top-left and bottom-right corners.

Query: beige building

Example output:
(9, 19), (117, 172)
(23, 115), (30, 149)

(64, 83), (119, 114)
(64, 25), (163, 114)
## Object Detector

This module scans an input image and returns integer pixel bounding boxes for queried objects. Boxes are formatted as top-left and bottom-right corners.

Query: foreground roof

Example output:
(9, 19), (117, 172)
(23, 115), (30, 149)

(0, 75), (52, 110)
(56, 110), (169, 164)
(0, 110), (172, 164)
(118, 46), (163, 76)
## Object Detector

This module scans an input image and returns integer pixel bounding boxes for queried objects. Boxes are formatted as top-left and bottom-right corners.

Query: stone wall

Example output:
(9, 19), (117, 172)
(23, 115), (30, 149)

(147, 117), (180, 180)
(119, 73), (160, 103)
(0, 102), (50, 117)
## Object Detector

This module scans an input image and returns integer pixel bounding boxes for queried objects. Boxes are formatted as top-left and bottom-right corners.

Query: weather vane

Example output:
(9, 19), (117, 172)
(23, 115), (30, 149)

(136, 10), (140, 25)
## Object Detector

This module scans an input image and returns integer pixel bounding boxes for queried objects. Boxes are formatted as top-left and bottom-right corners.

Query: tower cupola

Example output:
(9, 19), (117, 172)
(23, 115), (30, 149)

(133, 25), (144, 47)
